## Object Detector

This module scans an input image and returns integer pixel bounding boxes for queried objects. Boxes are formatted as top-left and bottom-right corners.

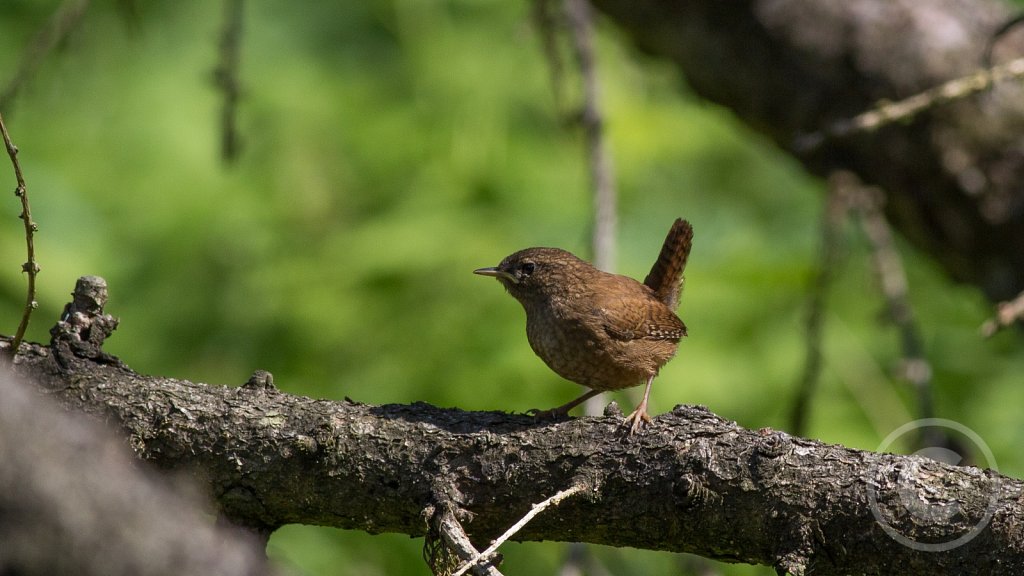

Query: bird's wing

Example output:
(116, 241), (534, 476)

(589, 276), (687, 342)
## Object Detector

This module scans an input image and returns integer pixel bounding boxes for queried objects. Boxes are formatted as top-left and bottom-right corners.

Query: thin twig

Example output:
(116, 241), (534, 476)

(0, 0), (91, 110)
(795, 55), (1024, 152)
(848, 179), (935, 428)
(213, 0), (244, 163)
(0, 112), (40, 360)
(452, 484), (586, 576)
(564, 0), (616, 273)
(980, 289), (1024, 337)
(531, 0), (567, 116)
(790, 173), (851, 436)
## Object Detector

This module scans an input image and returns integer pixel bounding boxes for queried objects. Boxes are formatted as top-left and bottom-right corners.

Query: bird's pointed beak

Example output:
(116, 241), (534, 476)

(474, 267), (517, 283)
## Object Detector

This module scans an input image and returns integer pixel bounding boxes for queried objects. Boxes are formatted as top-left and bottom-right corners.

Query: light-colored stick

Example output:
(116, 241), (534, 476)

(797, 55), (1024, 151)
(980, 289), (1024, 337)
(452, 484), (586, 576)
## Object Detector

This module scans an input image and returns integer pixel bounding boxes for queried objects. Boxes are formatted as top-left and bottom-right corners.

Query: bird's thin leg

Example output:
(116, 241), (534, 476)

(529, 389), (603, 420)
(623, 375), (655, 434)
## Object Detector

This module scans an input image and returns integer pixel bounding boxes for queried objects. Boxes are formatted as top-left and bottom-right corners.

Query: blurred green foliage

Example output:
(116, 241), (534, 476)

(1, 1), (1021, 575)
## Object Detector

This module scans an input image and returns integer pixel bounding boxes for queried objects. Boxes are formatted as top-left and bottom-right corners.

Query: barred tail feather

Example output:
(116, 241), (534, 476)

(643, 218), (693, 309)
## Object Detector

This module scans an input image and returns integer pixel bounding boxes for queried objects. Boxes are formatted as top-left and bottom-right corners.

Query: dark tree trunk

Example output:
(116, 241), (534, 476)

(591, 0), (1024, 301)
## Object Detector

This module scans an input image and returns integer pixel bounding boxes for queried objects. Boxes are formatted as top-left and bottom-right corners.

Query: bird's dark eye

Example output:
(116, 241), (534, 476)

(519, 261), (536, 277)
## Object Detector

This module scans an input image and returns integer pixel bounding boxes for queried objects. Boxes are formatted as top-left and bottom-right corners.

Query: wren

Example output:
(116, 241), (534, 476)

(474, 218), (693, 433)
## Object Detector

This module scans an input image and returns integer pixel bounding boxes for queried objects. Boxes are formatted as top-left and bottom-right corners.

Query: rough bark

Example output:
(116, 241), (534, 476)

(590, 0), (1024, 301)
(0, 366), (273, 576)
(1, 278), (1022, 575)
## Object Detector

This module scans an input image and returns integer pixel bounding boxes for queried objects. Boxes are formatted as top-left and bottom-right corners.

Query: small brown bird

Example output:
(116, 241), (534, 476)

(474, 218), (693, 433)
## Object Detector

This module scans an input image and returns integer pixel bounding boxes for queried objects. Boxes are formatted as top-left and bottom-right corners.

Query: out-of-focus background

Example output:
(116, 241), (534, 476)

(1, 2), (1021, 575)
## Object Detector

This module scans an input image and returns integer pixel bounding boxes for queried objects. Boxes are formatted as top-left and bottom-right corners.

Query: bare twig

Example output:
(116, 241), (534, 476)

(452, 484), (586, 576)
(564, 0), (617, 273)
(790, 173), (851, 435)
(796, 55), (1024, 152)
(848, 178), (935, 428)
(980, 290), (1024, 337)
(531, 0), (567, 116)
(0, 0), (91, 111)
(213, 0), (244, 163)
(531, 0), (618, 271)
(0, 112), (40, 360)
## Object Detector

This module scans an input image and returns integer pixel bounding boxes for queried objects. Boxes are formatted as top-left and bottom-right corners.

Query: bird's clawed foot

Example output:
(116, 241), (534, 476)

(619, 375), (656, 435)
(621, 407), (652, 435)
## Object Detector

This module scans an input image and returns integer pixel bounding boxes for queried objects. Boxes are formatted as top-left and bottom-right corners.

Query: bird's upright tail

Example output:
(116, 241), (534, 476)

(643, 218), (693, 310)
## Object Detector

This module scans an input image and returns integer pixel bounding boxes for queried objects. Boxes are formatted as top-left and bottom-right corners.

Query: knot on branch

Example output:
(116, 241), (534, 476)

(49, 275), (121, 367)
(602, 400), (622, 417)
(242, 369), (277, 392)
(673, 473), (720, 509)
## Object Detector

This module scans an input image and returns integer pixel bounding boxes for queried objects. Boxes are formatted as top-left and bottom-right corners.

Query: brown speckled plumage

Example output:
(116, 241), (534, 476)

(475, 219), (693, 433)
